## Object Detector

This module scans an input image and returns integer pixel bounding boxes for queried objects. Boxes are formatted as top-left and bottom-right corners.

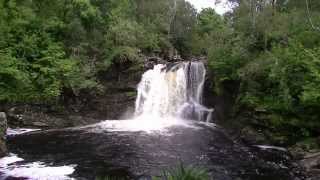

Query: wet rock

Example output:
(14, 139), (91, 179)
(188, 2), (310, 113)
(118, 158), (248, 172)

(299, 152), (320, 180)
(6, 105), (101, 129)
(144, 56), (167, 70)
(0, 112), (7, 157)
(240, 126), (268, 145)
(7, 107), (24, 126)
(31, 122), (50, 127)
(7, 105), (62, 128)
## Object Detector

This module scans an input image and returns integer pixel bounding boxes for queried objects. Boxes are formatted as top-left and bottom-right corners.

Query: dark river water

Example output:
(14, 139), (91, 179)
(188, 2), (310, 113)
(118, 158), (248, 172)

(0, 119), (303, 180)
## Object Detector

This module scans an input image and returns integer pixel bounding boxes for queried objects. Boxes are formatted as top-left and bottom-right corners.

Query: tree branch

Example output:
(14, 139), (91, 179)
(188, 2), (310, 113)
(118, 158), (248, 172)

(306, 0), (320, 32)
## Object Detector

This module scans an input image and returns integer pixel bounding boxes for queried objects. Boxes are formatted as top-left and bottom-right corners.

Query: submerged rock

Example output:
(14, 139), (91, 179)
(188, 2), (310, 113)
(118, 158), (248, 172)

(0, 112), (7, 157)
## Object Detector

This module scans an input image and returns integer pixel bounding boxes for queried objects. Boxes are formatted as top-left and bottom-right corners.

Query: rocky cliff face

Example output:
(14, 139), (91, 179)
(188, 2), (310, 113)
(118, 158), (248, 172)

(0, 112), (7, 157)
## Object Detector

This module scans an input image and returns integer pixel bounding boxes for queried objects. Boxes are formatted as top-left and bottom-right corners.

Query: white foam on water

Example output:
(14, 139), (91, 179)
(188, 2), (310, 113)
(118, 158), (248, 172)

(254, 145), (287, 152)
(7, 128), (41, 136)
(0, 153), (23, 167)
(0, 153), (76, 180)
(85, 116), (200, 134)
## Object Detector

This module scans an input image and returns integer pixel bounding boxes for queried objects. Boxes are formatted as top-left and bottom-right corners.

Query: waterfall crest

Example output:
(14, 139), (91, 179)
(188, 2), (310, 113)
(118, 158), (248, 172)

(135, 62), (213, 122)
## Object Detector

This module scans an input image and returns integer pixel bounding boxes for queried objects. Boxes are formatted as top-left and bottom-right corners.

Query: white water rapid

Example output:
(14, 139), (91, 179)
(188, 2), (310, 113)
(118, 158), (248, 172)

(135, 62), (213, 122)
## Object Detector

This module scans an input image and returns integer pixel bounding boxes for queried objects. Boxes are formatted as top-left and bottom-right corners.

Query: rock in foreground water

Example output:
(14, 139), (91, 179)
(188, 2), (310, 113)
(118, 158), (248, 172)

(0, 112), (7, 157)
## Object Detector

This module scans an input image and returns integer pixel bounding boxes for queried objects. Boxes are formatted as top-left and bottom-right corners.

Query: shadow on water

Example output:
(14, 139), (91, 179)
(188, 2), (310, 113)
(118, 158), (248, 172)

(4, 121), (300, 180)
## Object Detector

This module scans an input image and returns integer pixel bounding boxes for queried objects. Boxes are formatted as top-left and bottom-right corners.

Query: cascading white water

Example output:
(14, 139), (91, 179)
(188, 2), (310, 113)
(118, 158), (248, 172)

(135, 62), (213, 122)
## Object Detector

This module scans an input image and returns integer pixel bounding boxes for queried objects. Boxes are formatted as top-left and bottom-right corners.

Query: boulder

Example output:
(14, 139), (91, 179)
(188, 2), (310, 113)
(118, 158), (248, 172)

(0, 112), (7, 157)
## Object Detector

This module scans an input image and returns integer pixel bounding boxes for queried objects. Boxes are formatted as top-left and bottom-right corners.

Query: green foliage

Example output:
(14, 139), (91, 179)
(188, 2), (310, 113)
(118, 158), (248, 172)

(190, 8), (227, 56)
(201, 0), (320, 142)
(154, 165), (209, 180)
(0, 0), (199, 103)
(190, 8), (249, 83)
(0, 0), (102, 102)
(236, 39), (320, 141)
(96, 165), (209, 180)
(170, 0), (197, 57)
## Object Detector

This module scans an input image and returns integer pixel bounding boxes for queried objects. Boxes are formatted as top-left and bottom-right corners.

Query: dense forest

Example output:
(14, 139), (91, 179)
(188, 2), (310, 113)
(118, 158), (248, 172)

(1, 0), (320, 147)
(0, 0), (196, 102)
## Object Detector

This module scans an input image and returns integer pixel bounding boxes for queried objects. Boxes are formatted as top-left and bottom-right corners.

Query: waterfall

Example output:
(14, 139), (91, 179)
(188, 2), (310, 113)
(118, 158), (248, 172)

(135, 62), (213, 122)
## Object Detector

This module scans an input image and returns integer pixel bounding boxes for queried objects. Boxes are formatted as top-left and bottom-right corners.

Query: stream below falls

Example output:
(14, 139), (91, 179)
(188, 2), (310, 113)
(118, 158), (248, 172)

(2, 120), (302, 180)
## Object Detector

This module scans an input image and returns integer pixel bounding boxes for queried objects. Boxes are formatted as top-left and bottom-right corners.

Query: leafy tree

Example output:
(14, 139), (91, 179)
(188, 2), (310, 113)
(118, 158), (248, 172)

(204, 0), (320, 142)
(170, 0), (197, 57)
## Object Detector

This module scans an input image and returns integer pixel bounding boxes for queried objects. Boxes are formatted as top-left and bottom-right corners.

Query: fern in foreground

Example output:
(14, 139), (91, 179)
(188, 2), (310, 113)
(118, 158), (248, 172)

(97, 164), (210, 180)
(154, 164), (210, 180)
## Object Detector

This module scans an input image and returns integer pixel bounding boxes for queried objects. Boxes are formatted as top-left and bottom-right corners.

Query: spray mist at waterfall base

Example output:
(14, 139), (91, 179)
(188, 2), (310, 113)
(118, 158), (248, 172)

(90, 116), (200, 134)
